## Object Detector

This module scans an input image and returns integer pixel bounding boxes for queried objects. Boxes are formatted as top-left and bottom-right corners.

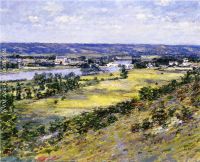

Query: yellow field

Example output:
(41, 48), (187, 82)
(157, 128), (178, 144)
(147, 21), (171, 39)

(15, 69), (183, 118)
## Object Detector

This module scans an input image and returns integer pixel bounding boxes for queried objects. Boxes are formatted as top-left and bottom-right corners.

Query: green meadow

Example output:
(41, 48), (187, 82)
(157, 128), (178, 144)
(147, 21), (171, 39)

(15, 69), (183, 118)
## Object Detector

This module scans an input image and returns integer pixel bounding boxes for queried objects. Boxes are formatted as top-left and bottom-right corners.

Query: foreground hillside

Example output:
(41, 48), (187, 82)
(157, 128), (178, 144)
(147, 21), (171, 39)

(35, 71), (200, 161)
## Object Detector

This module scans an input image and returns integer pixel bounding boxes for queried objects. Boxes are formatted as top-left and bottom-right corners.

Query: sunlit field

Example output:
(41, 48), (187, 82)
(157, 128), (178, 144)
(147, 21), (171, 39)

(15, 69), (183, 119)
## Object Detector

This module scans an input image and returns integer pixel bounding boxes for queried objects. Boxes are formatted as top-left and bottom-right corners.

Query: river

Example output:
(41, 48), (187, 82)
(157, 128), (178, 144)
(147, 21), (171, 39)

(0, 66), (120, 81)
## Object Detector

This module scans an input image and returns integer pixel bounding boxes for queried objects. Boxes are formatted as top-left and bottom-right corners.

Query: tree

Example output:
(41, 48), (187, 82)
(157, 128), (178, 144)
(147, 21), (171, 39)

(191, 75), (200, 106)
(16, 82), (22, 100)
(120, 65), (128, 79)
(25, 88), (32, 99)
(0, 84), (18, 154)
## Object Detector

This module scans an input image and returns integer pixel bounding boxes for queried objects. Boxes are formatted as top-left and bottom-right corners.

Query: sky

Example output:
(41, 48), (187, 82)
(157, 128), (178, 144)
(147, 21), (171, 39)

(0, 0), (200, 45)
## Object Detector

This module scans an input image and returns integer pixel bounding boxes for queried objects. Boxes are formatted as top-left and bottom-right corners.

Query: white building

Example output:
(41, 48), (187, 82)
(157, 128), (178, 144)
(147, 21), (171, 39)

(107, 62), (119, 67)
(147, 62), (155, 68)
(55, 56), (68, 65)
(107, 61), (133, 69)
(55, 56), (84, 66)
(169, 61), (179, 66)
(109, 55), (133, 69)
(181, 58), (191, 67)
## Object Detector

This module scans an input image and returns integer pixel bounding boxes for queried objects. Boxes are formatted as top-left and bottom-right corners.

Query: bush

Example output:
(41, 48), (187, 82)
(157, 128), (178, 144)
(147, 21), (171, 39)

(37, 125), (46, 135)
(178, 107), (193, 121)
(131, 123), (140, 133)
(152, 108), (168, 126)
(139, 86), (160, 101)
(168, 107), (176, 117)
(107, 114), (118, 124)
(61, 96), (65, 100)
(141, 118), (152, 130)
(54, 100), (58, 104)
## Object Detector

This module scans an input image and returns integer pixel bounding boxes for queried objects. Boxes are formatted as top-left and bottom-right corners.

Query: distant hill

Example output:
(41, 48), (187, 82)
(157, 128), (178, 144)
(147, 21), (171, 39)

(1, 43), (200, 57)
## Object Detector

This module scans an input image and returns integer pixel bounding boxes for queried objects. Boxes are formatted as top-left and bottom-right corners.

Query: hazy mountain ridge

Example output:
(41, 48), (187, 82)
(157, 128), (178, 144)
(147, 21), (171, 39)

(1, 43), (200, 56)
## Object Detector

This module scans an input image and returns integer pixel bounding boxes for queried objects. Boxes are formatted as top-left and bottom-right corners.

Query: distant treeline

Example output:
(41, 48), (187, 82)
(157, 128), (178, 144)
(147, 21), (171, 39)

(7, 54), (56, 60)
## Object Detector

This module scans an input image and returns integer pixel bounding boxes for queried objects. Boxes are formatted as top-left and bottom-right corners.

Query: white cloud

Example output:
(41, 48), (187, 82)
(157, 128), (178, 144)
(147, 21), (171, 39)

(133, 7), (156, 22)
(136, 13), (154, 21)
(54, 15), (82, 24)
(155, 0), (172, 6)
(0, 8), (10, 13)
(43, 2), (63, 14)
(27, 16), (39, 23)
(136, 13), (147, 20)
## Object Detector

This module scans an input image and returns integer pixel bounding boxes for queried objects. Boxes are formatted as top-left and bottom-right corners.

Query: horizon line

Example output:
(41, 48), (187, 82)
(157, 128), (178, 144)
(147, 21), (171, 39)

(1, 42), (200, 46)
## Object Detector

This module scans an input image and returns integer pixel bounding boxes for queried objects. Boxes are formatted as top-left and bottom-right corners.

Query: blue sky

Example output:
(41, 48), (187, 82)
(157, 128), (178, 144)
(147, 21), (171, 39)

(0, 0), (200, 44)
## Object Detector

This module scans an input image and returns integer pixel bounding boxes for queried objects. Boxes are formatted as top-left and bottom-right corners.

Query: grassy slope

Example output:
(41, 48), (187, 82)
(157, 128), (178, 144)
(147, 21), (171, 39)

(15, 69), (182, 119)
(36, 81), (200, 161)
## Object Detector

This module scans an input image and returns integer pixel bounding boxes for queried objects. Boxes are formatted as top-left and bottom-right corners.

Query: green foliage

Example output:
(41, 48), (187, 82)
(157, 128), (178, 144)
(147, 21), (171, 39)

(151, 108), (168, 126)
(177, 107), (193, 121)
(139, 86), (160, 101)
(61, 96), (66, 100)
(107, 114), (118, 124)
(37, 125), (46, 135)
(168, 107), (176, 117)
(32, 72), (80, 98)
(0, 85), (18, 154)
(141, 118), (152, 130)
(25, 88), (32, 99)
(120, 65), (128, 79)
(134, 62), (147, 69)
(16, 82), (22, 100)
(54, 100), (58, 104)
(191, 74), (200, 107)
(139, 68), (199, 101)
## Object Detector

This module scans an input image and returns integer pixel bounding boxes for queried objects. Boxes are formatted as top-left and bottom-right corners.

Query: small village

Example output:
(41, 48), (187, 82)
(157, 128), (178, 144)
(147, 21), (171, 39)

(1, 54), (198, 73)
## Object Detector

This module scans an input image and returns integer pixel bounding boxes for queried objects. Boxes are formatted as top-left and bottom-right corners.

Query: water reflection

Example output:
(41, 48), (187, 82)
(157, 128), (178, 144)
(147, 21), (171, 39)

(0, 67), (120, 81)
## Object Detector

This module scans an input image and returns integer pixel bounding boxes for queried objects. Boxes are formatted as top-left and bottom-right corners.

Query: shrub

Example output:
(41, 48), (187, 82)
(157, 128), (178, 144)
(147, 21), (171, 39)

(107, 114), (118, 124)
(141, 118), (152, 130)
(139, 86), (160, 101)
(168, 107), (176, 117)
(93, 77), (99, 82)
(131, 123), (140, 133)
(120, 65), (128, 79)
(37, 125), (46, 135)
(152, 108), (168, 126)
(61, 96), (65, 100)
(178, 106), (193, 121)
(167, 95), (174, 100)
(54, 100), (58, 104)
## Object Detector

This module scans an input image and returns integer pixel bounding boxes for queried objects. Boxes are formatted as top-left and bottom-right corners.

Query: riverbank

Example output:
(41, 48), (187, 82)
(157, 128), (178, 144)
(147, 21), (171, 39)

(0, 66), (119, 81)
(0, 65), (78, 74)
